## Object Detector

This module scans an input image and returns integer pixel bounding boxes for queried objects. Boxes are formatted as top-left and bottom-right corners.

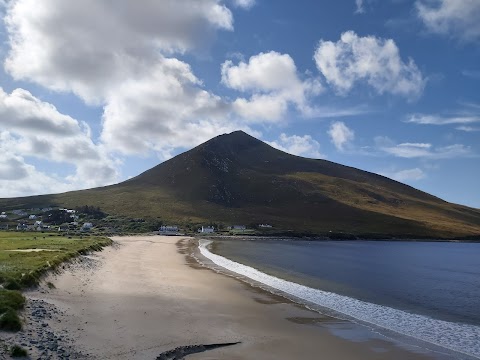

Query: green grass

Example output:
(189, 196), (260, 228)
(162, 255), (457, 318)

(0, 290), (25, 314)
(0, 231), (111, 334)
(0, 231), (112, 287)
(0, 308), (22, 332)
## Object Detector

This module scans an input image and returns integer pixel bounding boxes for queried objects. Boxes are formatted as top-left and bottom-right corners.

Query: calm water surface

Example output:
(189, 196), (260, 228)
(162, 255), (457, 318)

(214, 240), (480, 326)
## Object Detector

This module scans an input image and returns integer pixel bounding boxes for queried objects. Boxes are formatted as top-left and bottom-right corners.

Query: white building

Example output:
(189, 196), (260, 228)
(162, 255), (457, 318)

(34, 220), (43, 230)
(199, 226), (215, 233)
(159, 225), (179, 233)
(28, 214), (37, 220)
(259, 224), (272, 228)
(232, 225), (246, 230)
(17, 223), (29, 231)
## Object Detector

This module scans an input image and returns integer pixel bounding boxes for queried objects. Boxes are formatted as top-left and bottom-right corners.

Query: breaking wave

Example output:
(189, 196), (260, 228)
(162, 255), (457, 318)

(199, 240), (480, 359)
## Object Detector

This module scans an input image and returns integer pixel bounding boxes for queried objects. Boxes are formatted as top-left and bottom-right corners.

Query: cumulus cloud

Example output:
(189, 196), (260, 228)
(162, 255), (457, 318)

(375, 136), (471, 159)
(4, 0), (234, 104)
(328, 121), (355, 151)
(222, 51), (323, 121)
(416, 0), (480, 42)
(267, 133), (324, 159)
(314, 31), (425, 99)
(100, 57), (238, 155)
(0, 87), (118, 193)
(3, 0), (250, 159)
(0, 156), (73, 197)
(380, 168), (426, 182)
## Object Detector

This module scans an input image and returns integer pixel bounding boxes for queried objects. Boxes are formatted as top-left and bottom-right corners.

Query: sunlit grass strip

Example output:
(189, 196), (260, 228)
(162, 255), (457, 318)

(0, 231), (112, 332)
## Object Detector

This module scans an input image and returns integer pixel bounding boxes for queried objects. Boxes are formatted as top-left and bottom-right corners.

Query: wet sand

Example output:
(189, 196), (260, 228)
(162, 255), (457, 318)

(17, 236), (444, 359)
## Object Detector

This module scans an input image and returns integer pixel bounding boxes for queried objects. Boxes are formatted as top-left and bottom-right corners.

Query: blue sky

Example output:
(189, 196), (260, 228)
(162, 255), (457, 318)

(0, 0), (478, 208)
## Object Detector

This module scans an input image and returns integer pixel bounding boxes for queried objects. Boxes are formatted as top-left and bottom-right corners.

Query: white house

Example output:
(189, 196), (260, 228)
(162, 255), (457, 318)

(232, 225), (246, 230)
(159, 225), (179, 233)
(17, 223), (29, 231)
(34, 220), (43, 230)
(259, 224), (272, 228)
(0, 213), (7, 219)
(199, 226), (215, 233)
(28, 214), (37, 220)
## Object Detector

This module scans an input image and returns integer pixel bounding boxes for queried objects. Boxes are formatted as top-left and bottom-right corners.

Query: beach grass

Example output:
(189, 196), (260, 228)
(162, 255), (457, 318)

(0, 231), (112, 332)
(0, 231), (112, 287)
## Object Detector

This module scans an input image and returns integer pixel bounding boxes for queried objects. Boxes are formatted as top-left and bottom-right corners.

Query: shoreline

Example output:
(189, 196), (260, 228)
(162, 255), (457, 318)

(198, 233), (480, 243)
(1, 236), (449, 359)
(198, 239), (478, 360)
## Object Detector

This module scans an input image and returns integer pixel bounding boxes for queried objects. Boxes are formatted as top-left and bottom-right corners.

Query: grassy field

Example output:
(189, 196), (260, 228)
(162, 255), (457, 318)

(0, 231), (112, 287)
(0, 231), (112, 332)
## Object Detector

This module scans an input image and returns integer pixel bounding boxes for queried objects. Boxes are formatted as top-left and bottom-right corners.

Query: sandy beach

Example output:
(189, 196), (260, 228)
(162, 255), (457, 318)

(5, 236), (447, 359)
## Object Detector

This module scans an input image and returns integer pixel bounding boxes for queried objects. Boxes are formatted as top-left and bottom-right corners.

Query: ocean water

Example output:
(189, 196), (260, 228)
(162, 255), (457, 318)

(199, 239), (480, 359)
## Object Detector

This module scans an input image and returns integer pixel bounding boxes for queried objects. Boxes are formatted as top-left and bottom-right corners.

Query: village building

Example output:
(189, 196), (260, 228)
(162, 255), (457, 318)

(34, 220), (44, 231)
(259, 224), (273, 228)
(232, 225), (246, 230)
(17, 223), (31, 231)
(28, 214), (37, 220)
(159, 225), (179, 233)
(199, 226), (215, 233)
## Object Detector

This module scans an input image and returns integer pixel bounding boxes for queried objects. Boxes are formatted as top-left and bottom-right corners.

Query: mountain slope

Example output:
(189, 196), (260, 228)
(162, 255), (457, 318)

(1, 131), (480, 238)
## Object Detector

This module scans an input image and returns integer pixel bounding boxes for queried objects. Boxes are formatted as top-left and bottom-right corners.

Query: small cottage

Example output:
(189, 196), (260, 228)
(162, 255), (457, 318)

(199, 226), (215, 233)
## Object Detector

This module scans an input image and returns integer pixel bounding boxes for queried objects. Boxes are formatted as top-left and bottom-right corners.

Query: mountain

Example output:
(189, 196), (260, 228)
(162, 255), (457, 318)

(1, 131), (480, 238)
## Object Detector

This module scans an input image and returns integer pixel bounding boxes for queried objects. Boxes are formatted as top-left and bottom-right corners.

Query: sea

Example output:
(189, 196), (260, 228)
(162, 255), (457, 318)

(199, 238), (480, 359)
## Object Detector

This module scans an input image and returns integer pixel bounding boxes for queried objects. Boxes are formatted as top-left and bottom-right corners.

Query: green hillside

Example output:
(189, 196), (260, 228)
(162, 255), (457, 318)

(1, 131), (479, 238)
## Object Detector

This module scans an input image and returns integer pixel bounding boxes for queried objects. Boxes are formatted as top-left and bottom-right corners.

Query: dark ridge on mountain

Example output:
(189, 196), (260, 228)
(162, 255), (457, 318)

(1, 130), (480, 238)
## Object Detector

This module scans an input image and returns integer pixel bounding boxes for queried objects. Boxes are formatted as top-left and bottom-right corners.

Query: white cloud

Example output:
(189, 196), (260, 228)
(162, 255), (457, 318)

(314, 31), (425, 99)
(222, 51), (323, 121)
(328, 121), (355, 151)
(0, 87), (118, 193)
(380, 168), (426, 182)
(0, 153), (73, 197)
(4, 0), (234, 104)
(375, 137), (472, 159)
(456, 126), (480, 132)
(100, 57), (239, 155)
(416, 0), (480, 42)
(407, 114), (480, 125)
(3, 0), (250, 159)
(355, 0), (365, 14)
(232, 0), (256, 9)
(267, 133), (324, 159)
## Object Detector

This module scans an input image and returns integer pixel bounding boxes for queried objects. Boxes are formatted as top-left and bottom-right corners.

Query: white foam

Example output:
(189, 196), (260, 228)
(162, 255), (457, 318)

(199, 240), (480, 359)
